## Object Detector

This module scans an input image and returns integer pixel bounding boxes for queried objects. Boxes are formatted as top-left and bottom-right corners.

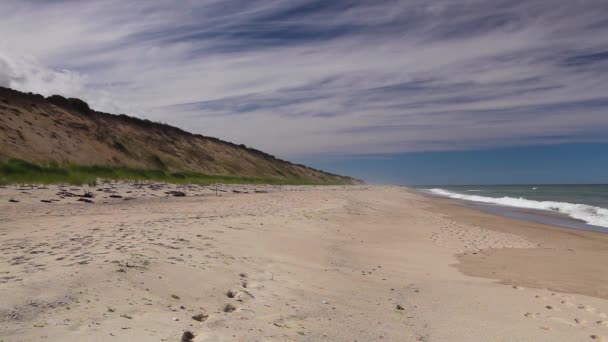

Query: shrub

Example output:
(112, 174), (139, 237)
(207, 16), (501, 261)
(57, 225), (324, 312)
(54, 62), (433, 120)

(47, 95), (70, 108)
(67, 98), (91, 114)
(0, 159), (347, 186)
(111, 140), (129, 154)
(149, 155), (167, 169)
(46, 95), (91, 114)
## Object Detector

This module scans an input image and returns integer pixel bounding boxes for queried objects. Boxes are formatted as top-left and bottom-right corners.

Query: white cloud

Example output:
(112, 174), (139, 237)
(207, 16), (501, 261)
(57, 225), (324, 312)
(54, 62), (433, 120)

(0, 0), (607, 157)
(0, 53), (84, 96)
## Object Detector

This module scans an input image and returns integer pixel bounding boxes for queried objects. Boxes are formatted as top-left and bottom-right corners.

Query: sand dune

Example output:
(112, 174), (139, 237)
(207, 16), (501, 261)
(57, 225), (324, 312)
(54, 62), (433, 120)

(1, 185), (607, 341)
(0, 86), (360, 185)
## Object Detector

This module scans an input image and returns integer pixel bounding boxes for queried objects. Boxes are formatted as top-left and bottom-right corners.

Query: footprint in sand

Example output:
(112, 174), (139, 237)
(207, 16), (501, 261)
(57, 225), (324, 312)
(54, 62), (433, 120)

(597, 320), (608, 327)
(578, 305), (596, 313)
(561, 300), (575, 308)
(223, 304), (236, 313)
(524, 312), (540, 319)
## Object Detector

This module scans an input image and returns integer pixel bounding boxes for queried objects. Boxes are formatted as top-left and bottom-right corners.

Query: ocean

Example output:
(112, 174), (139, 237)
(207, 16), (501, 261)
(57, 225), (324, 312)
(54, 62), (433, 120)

(418, 184), (608, 230)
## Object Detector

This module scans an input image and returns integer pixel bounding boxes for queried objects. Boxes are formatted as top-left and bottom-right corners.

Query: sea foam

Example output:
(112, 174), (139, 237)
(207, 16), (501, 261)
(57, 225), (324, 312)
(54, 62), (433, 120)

(427, 188), (608, 228)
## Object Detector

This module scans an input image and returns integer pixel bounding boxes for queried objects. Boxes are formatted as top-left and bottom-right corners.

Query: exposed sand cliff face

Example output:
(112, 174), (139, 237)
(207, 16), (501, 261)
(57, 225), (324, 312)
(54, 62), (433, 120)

(0, 87), (360, 184)
(1, 185), (607, 341)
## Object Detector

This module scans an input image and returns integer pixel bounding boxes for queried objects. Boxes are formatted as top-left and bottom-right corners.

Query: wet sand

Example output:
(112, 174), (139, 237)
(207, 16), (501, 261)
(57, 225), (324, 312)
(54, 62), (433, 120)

(427, 195), (608, 299)
(1, 184), (607, 341)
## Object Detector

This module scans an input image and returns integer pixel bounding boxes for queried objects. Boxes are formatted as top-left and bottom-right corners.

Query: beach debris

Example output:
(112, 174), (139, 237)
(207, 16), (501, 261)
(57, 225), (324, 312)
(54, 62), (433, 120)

(77, 198), (94, 203)
(181, 331), (195, 342)
(56, 190), (77, 197)
(322, 300), (329, 304)
(8, 199), (19, 203)
(226, 290), (236, 298)
(396, 304), (405, 310)
(171, 294), (180, 300)
(82, 191), (94, 198)
(172, 317), (179, 321)
(191, 313), (208, 322)
(166, 191), (186, 197)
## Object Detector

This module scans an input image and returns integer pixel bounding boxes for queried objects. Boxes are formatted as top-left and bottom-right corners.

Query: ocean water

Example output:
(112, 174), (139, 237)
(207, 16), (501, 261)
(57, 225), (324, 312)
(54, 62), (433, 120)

(419, 184), (608, 229)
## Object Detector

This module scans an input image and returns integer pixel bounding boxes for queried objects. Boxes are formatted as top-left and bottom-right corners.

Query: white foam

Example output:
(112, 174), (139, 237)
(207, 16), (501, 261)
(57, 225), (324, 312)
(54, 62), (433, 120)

(427, 188), (608, 228)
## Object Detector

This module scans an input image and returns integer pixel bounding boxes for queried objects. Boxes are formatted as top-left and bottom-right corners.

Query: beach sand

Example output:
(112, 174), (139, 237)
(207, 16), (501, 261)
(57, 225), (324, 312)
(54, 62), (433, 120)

(1, 184), (607, 341)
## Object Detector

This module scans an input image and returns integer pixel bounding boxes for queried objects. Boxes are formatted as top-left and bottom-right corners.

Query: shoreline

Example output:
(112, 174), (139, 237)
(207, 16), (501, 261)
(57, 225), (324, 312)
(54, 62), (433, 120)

(1, 184), (607, 341)
(414, 188), (608, 299)
(416, 188), (608, 233)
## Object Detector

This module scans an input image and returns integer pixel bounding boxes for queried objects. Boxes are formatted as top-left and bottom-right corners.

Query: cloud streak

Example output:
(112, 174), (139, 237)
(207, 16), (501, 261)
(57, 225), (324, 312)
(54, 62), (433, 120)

(1, 0), (607, 156)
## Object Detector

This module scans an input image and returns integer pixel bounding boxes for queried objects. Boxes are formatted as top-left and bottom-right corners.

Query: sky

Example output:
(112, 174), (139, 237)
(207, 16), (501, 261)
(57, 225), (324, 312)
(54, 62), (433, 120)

(297, 143), (608, 185)
(0, 0), (607, 184)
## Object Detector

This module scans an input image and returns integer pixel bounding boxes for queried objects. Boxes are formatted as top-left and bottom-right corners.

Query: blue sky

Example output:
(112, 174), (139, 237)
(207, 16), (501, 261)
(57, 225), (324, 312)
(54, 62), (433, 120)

(296, 143), (608, 185)
(0, 1), (607, 183)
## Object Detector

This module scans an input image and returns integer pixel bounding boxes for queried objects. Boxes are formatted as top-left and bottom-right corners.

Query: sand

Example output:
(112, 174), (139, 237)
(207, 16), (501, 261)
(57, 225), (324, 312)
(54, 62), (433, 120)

(1, 184), (607, 341)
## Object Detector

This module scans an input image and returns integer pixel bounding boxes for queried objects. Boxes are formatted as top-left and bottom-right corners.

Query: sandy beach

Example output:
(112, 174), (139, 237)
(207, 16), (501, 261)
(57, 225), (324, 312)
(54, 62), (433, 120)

(1, 184), (608, 341)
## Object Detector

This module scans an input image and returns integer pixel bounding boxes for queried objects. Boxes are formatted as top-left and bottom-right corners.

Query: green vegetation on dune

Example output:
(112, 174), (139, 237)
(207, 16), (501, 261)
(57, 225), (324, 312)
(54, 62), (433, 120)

(0, 159), (350, 186)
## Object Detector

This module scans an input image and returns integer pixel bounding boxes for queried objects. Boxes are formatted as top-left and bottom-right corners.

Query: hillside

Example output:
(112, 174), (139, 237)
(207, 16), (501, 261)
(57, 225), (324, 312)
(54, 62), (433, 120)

(0, 87), (361, 184)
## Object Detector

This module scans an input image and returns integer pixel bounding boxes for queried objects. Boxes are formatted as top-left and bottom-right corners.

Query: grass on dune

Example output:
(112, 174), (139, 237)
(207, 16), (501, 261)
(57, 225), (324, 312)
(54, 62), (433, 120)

(0, 159), (347, 186)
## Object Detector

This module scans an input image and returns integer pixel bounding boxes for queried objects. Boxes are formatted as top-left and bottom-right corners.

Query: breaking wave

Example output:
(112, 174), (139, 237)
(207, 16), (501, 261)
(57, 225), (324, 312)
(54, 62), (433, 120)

(427, 188), (608, 228)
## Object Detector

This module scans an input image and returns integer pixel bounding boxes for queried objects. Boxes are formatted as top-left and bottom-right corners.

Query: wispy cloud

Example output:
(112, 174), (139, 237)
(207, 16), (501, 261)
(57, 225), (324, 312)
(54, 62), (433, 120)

(1, 0), (607, 156)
